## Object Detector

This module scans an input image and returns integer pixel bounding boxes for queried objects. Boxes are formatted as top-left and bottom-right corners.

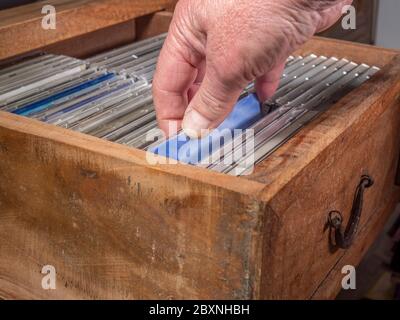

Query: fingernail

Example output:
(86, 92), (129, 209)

(182, 109), (211, 139)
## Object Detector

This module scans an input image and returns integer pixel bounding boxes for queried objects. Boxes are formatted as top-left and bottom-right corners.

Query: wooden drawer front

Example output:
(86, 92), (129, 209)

(0, 113), (266, 300)
(260, 96), (400, 299)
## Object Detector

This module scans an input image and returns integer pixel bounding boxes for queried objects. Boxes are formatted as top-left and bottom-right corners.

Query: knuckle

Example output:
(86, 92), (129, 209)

(211, 58), (247, 90)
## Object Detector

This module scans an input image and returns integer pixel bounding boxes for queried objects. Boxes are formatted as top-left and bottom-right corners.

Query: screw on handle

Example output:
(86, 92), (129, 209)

(328, 175), (374, 249)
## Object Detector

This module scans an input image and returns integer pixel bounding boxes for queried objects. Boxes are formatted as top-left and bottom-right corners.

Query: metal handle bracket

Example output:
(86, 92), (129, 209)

(328, 175), (374, 249)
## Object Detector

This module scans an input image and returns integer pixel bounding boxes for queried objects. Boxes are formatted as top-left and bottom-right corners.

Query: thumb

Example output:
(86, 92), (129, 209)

(255, 61), (286, 102)
(182, 69), (243, 139)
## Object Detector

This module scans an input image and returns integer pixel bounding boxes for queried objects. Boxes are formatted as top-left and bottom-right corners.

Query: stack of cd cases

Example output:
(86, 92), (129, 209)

(0, 35), (166, 149)
(0, 33), (380, 175)
(87, 33), (166, 84)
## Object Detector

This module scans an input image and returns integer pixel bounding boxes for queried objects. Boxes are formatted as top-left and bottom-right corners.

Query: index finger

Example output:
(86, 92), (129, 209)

(152, 35), (198, 136)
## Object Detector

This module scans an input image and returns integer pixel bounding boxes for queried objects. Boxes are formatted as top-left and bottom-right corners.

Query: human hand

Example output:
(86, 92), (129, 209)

(153, 0), (352, 137)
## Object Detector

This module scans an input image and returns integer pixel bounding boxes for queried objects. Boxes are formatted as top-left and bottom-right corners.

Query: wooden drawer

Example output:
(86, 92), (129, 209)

(0, 1), (399, 300)
(257, 86), (400, 299)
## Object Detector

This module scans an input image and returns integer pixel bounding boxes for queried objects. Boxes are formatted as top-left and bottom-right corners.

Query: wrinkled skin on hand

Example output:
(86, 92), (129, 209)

(153, 0), (353, 137)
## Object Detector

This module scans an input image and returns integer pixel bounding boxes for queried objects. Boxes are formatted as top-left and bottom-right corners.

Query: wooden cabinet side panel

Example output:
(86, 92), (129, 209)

(259, 94), (400, 300)
(0, 123), (264, 299)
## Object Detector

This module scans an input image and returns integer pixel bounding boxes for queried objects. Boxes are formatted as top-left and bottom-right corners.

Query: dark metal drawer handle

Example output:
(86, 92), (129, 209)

(328, 175), (374, 249)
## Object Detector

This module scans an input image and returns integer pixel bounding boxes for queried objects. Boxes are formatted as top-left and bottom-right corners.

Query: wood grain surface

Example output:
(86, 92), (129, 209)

(0, 7), (399, 299)
(318, 0), (377, 44)
(135, 11), (173, 41)
(0, 113), (266, 299)
(0, 0), (174, 60)
(258, 95), (400, 299)
(0, 10), (266, 300)
(43, 20), (137, 59)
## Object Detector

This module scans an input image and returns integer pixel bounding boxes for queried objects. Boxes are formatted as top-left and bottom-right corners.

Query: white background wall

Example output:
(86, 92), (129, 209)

(375, 0), (400, 49)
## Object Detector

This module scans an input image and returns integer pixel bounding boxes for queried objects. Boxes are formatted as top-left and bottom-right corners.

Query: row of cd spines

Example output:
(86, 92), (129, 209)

(0, 34), (170, 149)
(204, 55), (379, 175)
(0, 32), (257, 151)
(0, 34), (379, 174)
(0, 33), (167, 101)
